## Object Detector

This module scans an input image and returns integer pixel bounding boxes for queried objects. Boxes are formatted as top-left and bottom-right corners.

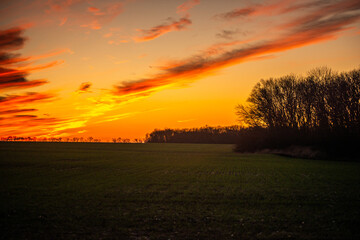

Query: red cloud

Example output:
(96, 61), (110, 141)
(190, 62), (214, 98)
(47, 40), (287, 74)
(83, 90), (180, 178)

(46, 0), (85, 13)
(177, 0), (200, 15)
(0, 26), (67, 137)
(115, 1), (360, 97)
(215, 0), (294, 20)
(0, 109), (37, 115)
(0, 114), (66, 136)
(88, 6), (100, 13)
(0, 78), (48, 91)
(81, 2), (123, 30)
(0, 92), (55, 106)
(134, 0), (200, 42)
(88, 6), (105, 16)
(81, 20), (101, 30)
(134, 17), (192, 42)
(13, 114), (37, 119)
(59, 17), (68, 26)
(0, 27), (65, 91)
(0, 27), (27, 51)
(0, 92), (59, 136)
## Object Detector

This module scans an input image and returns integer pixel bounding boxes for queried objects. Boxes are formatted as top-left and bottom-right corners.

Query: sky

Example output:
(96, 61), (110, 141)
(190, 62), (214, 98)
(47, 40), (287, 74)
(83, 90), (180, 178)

(1, 0), (360, 140)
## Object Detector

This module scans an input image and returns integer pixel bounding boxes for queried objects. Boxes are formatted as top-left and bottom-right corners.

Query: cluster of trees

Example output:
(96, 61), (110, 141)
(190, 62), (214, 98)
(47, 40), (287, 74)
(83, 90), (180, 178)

(145, 126), (242, 143)
(111, 137), (143, 143)
(0, 136), (62, 142)
(236, 67), (360, 130)
(235, 67), (360, 158)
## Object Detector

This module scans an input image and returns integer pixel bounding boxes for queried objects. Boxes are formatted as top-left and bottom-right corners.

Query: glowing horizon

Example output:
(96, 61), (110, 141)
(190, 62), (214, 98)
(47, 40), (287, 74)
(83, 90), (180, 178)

(1, 0), (360, 141)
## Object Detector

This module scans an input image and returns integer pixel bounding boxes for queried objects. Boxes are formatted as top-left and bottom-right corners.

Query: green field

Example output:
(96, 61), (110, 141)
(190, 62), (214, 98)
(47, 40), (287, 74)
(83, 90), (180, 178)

(0, 142), (359, 239)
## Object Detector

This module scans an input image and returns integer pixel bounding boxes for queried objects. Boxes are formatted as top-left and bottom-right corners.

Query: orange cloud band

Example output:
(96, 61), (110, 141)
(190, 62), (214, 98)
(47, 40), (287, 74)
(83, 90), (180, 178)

(115, 2), (360, 97)
(134, 17), (192, 42)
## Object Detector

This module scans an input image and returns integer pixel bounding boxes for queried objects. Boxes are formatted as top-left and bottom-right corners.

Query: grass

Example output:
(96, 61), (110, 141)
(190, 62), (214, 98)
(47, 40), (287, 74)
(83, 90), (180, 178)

(0, 142), (359, 239)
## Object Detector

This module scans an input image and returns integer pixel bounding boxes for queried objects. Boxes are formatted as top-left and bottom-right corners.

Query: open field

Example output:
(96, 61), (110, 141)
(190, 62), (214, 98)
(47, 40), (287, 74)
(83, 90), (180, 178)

(0, 142), (359, 239)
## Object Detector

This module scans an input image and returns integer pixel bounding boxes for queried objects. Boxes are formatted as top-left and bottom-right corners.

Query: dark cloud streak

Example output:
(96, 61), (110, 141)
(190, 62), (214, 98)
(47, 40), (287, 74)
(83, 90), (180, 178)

(134, 17), (191, 42)
(114, 0), (360, 97)
(0, 108), (37, 115)
(134, 0), (199, 42)
(215, 29), (247, 40)
(78, 82), (92, 92)
(0, 27), (55, 91)
(215, 8), (255, 20)
(0, 27), (27, 51)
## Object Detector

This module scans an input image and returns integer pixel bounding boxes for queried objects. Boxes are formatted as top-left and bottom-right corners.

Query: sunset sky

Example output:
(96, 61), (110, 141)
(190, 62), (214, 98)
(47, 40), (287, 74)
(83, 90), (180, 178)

(1, 0), (360, 140)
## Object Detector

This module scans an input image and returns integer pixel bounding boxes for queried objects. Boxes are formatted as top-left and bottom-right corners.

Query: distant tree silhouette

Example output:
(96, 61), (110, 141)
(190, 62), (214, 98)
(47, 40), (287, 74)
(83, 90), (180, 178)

(235, 66), (360, 159)
(236, 67), (360, 131)
(145, 126), (243, 144)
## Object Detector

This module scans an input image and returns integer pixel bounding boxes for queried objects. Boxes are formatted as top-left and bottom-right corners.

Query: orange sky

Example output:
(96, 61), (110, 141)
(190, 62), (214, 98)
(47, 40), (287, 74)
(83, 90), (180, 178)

(1, 0), (360, 140)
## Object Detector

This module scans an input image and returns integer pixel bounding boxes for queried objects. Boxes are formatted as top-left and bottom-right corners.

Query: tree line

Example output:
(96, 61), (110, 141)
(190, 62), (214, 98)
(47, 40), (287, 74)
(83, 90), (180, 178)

(235, 66), (360, 158)
(0, 136), (144, 143)
(0, 136), (102, 142)
(145, 126), (242, 143)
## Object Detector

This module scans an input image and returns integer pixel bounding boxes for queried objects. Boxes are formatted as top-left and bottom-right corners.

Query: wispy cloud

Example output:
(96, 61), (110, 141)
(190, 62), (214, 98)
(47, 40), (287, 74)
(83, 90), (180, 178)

(77, 82), (92, 93)
(0, 92), (64, 135)
(114, 0), (360, 98)
(0, 27), (65, 92)
(215, 29), (248, 40)
(80, 20), (102, 30)
(43, 0), (124, 30)
(177, 0), (200, 15)
(59, 17), (68, 26)
(0, 26), (67, 137)
(87, 6), (104, 15)
(0, 92), (55, 106)
(215, 0), (292, 20)
(134, 17), (192, 42)
(134, 0), (200, 42)
(215, 7), (255, 20)
(0, 27), (27, 51)
(80, 2), (123, 30)
(0, 108), (37, 115)
(45, 0), (85, 13)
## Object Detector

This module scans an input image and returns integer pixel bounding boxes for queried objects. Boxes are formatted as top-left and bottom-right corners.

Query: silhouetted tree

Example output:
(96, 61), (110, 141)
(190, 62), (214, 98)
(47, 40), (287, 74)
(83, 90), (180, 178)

(235, 66), (360, 159)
